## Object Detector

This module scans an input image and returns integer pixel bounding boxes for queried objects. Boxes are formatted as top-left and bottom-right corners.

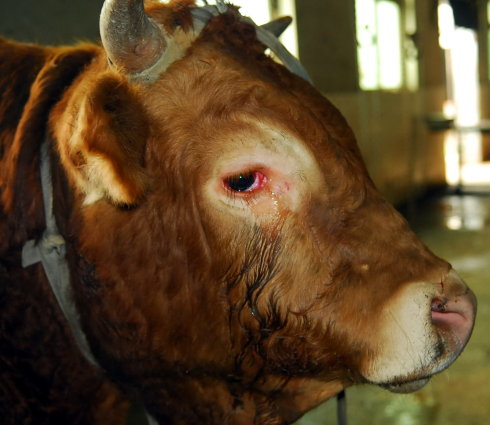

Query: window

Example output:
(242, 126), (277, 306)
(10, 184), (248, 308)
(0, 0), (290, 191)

(355, 0), (416, 91)
(404, 0), (419, 91)
(233, 0), (271, 26)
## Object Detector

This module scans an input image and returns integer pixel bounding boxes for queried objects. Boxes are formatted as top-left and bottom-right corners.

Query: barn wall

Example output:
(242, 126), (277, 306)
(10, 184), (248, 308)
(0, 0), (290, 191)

(0, 0), (103, 45)
(326, 89), (446, 205)
(478, 0), (490, 156)
(294, 0), (359, 93)
(296, 0), (449, 205)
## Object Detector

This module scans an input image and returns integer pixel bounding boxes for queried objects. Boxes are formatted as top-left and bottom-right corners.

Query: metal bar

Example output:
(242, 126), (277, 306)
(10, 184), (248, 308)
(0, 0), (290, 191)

(337, 390), (347, 425)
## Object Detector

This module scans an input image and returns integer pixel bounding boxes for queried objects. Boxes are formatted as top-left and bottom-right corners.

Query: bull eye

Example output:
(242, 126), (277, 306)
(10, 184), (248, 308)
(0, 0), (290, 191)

(224, 171), (266, 193)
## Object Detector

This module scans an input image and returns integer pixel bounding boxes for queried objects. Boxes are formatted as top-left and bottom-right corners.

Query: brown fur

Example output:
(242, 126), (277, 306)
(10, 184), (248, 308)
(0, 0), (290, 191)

(0, 2), (465, 425)
(0, 38), (128, 424)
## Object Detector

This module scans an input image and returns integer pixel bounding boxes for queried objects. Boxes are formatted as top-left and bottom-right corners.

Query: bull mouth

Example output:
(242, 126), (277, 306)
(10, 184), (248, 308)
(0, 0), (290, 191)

(379, 377), (430, 394)
(377, 340), (447, 394)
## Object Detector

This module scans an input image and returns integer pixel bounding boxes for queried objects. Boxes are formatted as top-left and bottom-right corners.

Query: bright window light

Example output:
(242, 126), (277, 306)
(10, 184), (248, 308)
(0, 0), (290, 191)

(451, 27), (481, 166)
(355, 0), (378, 90)
(452, 29), (479, 127)
(441, 5), (482, 186)
(355, 0), (403, 90)
(233, 0), (271, 25)
(195, 0), (298, 57)
(194, 0), (271, 25)
(377, 1), (402, 89)
(405, 0), (417, 34)
(274, 0), (298, 57)
(438, 1), (455, 49)
(444, 132), (461, 185)
(405, 0), (419, 91)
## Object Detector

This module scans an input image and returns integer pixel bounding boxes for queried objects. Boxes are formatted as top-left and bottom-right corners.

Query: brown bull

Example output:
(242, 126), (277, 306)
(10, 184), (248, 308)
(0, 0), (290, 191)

(0, 1), (476, 424)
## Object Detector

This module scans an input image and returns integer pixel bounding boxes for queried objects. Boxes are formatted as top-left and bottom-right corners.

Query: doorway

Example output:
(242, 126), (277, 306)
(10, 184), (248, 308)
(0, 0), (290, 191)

(439, 0), (490, 189)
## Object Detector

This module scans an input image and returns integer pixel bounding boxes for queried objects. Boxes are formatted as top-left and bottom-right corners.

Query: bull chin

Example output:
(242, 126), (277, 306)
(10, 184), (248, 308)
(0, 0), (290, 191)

(380, 377), (431, 394)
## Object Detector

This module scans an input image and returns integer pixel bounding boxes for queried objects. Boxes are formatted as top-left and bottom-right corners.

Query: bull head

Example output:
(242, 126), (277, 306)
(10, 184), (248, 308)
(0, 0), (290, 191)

(48, 0), (476, 424)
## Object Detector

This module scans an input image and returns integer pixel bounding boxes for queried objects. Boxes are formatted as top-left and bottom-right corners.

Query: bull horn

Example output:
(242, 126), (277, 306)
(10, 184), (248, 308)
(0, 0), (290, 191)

(260, 16), (293, 38)
(100, 0), (166, 75)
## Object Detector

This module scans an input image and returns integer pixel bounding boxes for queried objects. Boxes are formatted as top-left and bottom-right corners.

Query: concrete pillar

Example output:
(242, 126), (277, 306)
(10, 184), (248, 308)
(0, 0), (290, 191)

(416, 0), (446, 88)
(295, 0), (359, 93)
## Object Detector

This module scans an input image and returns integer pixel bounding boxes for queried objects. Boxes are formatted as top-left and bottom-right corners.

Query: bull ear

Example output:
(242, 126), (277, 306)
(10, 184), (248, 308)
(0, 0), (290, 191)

(100, 0), (166, 75)
(66, 75), (149, 206)
(260, 16), (293, 38)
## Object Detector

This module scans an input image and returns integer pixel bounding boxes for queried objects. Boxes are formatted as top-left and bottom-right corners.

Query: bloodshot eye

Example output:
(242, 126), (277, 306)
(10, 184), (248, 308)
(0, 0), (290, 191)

(224, 171), (267, 193)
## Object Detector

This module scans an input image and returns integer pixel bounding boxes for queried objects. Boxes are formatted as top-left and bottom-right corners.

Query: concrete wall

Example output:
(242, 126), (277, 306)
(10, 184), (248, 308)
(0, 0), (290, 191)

(417, 0), (446, 88)
(295, 0), (358, 93)
(326, 89), (446, 205)
(0, 0), (103, 45)
(295, 0), (448, 205)
(477, 0), (490, 119)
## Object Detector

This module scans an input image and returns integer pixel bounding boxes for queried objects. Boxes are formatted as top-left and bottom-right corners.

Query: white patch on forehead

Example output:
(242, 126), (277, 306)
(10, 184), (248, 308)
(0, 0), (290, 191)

(204, 121), (322, 218)
(218, 122), (319, 176)
(362, 282), (440, 383)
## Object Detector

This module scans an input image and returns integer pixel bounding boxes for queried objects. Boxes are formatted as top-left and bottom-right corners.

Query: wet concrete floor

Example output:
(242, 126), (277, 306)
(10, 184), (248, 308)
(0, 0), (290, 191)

(296, 192), (490, 425)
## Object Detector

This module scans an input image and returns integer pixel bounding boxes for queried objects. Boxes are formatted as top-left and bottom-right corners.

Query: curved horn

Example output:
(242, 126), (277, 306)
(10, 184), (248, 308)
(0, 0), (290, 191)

(260, 16), (293, 38)
(100, 0), (166, 74)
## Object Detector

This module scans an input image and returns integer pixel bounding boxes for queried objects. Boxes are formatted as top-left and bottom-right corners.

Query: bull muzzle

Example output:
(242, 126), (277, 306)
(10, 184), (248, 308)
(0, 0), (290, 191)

(430, 269), (477, 362)
(362, 268), (476, 393)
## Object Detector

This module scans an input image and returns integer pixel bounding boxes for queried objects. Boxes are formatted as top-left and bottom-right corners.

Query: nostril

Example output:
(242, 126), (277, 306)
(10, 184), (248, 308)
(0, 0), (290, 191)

(431, 297), (448, 313)
(430, 292), (476, 348)
(430, 296), (466, 330)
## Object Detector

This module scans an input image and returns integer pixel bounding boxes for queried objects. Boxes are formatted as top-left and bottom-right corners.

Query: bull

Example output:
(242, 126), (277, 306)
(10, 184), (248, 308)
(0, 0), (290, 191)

(0, 1), (476, 424)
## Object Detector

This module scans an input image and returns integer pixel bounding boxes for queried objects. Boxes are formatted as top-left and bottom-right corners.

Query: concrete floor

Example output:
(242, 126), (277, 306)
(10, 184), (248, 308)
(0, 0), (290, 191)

(296, 192), (490, 425)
